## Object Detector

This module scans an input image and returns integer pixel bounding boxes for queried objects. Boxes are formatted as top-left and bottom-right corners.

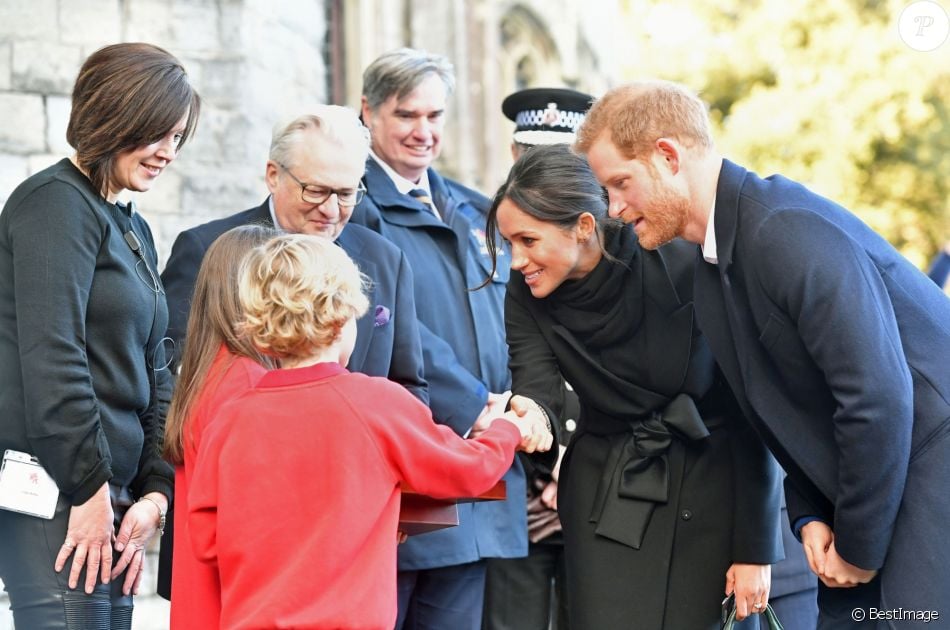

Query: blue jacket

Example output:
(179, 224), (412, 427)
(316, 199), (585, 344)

(694, 160), (950, 599)
(928, 250), (950, 288)
(160, 200), (427, 403)
(351, 160), (527, 570)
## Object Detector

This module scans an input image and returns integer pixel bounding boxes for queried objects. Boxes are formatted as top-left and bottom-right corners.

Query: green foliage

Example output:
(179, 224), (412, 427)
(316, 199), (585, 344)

(617, 0), (949, 266)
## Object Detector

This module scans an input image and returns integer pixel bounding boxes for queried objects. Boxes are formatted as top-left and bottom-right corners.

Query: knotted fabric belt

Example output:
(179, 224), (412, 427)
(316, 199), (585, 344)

(588, 393), (711, 549)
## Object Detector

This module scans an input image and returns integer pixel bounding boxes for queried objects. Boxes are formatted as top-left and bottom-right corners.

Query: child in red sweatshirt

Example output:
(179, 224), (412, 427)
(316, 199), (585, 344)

(188, 233), (550, 629)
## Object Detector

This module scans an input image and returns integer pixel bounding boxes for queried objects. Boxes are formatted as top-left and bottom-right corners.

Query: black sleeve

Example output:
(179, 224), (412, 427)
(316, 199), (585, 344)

(11, 185), (112, 504)
(504, 284), (566, 472)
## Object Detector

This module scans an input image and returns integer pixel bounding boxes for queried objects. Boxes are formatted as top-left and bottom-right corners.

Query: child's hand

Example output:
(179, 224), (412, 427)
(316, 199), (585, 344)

(500, 405), (553, 453)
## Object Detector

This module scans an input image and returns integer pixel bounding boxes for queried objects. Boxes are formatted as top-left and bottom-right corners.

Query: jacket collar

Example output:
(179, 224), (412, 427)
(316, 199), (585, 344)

(711, 159), (747, 272)
(257, 362), (347, 388)
(362, 159), (453, 229)
(252, 198), (276, 227)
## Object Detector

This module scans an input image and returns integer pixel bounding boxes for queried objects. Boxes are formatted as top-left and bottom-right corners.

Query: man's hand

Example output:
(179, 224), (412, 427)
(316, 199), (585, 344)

(820, 541), (878, 588)
(800, 520), (877, 588)
(800, 520), (834, 577)
(470, 390), (512, 438)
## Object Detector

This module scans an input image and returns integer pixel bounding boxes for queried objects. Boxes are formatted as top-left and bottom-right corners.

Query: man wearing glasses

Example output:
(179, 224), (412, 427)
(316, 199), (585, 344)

(162, 106), (427, 401)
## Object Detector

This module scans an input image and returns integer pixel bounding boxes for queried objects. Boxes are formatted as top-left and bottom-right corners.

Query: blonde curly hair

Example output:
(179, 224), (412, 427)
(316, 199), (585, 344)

(238, 234), (369, 360)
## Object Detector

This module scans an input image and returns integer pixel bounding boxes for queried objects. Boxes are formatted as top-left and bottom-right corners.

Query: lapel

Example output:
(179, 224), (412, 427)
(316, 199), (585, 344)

(362, 160), (449, 232)
(640, 246), (695, 393)
(712, 159), (746, 273)
(696, 162), (757, 414)
(248, 199), (275, 228)
(694, 255), (748, 410)
(336, 228), (378, 373)
(429, 170), (476, 269)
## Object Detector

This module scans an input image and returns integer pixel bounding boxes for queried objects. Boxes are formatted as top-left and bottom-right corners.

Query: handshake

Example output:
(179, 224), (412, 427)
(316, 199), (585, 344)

(471, 392), (554, 453)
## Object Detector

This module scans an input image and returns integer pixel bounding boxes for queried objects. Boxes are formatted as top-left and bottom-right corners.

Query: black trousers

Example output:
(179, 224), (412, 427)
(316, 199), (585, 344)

(484, 543), (569, 630)
(0, 485), (134, 630)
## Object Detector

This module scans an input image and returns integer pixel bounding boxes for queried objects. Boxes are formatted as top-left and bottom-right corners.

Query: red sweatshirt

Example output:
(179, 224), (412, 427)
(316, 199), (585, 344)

(170, 345), (267, 629)
(188, 362), (520, 630)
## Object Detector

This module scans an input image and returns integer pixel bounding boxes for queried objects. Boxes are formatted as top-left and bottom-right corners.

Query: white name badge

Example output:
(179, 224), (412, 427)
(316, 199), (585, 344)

(0, 449), (60, 519)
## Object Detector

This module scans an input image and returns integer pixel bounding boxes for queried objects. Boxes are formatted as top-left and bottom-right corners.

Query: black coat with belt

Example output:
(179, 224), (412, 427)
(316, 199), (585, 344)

(506, 225), (782, 629)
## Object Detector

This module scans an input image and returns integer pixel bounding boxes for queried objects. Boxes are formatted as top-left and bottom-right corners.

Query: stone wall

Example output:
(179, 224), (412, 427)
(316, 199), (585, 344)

(0, 0), (329, 267)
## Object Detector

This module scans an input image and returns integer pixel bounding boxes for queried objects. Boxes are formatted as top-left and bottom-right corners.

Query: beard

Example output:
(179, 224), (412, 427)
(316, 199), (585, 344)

(635, 186), (691, 250)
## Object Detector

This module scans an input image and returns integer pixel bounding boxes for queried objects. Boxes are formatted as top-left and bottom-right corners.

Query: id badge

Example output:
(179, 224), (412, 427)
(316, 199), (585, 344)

(0, 449), (59, 519)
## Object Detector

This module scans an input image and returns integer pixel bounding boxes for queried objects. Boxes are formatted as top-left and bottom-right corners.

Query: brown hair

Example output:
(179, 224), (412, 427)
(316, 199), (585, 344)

(67, 42), (201, 198)
(164, 225), (276, 465)
(238, 234), (369, 361)
(574, 81), (712, 158)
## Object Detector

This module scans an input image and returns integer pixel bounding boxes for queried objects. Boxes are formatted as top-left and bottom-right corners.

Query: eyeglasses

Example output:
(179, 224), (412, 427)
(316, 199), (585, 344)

(278, 162), (366, 207)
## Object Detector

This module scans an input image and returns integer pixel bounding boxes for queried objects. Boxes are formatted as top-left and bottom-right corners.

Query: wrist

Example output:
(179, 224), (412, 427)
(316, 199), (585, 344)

(531, 400), (552, 433)
(138, 494), (167, 536)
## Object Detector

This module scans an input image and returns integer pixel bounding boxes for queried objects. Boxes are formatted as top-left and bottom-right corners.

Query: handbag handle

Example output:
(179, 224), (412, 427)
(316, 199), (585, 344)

(721, 595), (785, 630)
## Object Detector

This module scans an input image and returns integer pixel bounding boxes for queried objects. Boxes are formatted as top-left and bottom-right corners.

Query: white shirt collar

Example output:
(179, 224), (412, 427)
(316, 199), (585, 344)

(267, 196), (285, 232)
(369, 151), (441, 220)
(369, 150), (435, 204)
(702, 195), (718, 265)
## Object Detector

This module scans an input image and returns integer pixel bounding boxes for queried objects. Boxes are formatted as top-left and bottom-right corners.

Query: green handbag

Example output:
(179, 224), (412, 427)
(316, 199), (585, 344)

(721, 594), (785, 630)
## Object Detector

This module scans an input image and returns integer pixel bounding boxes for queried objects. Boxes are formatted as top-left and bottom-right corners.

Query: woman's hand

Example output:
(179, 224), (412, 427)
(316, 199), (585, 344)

(501, 401), (552, 454)
(54, 482), (114, 594)
(111, 492), (167, 595)
(725, 563), (771, 621)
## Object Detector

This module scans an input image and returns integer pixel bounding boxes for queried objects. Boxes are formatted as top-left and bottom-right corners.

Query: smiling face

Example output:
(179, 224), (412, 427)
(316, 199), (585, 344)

(361, 73), (447, 183)
(496, 197), (600, 299)
(586, 135), (690, 250)
(108, 112), (188, 201)
(266, 128), (366, 240)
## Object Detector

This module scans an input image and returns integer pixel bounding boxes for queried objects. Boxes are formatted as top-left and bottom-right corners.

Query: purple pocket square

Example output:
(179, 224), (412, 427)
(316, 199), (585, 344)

(374, 305), (391, 327)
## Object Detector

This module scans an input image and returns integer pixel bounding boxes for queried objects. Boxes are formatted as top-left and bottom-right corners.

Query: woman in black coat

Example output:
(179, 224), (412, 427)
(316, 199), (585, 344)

(485, 145), (782, 629)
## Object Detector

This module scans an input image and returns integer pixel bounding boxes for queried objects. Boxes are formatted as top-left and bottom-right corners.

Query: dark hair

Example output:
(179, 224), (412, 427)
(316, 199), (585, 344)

(67, 42), (201, 198)
(483, 144), (621, 285)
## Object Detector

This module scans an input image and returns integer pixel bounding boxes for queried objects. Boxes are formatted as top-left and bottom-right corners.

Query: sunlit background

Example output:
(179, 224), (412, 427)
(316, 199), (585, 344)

(618, 0), (949, 268)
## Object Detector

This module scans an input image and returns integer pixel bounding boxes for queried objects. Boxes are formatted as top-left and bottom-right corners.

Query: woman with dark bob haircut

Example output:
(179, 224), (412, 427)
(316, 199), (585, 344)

(484, 144), (782, 629)
(0, 42), (199, 628)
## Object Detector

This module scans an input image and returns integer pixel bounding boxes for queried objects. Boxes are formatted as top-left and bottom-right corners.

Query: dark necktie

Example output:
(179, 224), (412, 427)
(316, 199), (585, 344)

(409, 188), (435, 215)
